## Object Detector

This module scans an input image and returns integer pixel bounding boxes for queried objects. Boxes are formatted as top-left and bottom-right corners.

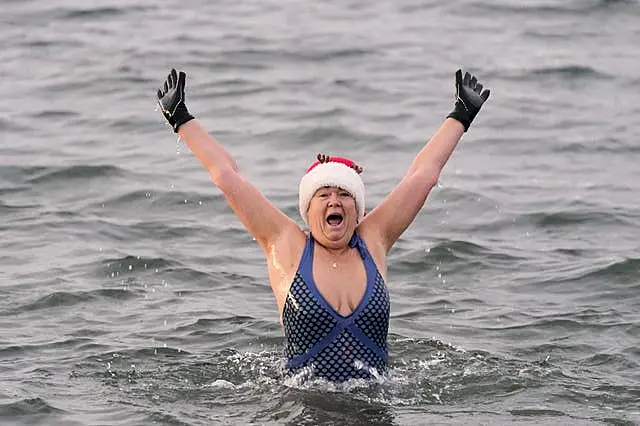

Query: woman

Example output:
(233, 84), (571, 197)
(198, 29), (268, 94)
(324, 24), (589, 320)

(156, 68), (490, 382)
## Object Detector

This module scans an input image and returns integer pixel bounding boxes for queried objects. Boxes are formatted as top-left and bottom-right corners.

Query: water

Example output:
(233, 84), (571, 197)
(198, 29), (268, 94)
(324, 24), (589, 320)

(2, 0), (639, 424)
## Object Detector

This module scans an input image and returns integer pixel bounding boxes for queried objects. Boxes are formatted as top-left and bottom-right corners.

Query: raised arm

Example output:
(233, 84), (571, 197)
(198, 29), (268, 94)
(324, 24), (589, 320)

(156, 69), (298, 250)
(361, 69), (490, 253)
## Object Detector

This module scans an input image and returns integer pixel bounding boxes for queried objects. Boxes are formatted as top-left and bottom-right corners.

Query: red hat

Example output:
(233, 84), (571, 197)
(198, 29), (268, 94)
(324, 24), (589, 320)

(298, 154), (365, 226)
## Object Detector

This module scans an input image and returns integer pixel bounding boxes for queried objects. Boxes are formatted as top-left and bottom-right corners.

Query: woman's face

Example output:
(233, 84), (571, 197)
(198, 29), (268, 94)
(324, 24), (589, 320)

(307, 186), (358, 247)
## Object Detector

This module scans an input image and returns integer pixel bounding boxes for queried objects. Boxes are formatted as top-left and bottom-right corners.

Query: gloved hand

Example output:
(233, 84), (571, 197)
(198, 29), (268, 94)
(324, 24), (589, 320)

(446, 69), (490, 132)
(156, 68), (194, 133)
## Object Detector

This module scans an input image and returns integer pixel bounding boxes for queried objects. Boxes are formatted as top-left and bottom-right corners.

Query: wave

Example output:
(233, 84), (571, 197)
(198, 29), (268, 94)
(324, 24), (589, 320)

(0, 165), (49, 183)
(494, 65), (613, 82)
(524, 209), (635, 228)
(26, 164), (126, 185)
(92, 189), (223, 211)
(2, 289), (138, 316)
(0, 200), (42, 213)
(582, 352), (639, 370)
(92, 219), (218, 244)
(465, 206), (639, 236)
(573, 257), (640, 283)
(0, 397), (65, 417)
(61, 5), (152, 20)
(0, 337), (94, 358)
(530, 257), (640, 288)
(391, 239), (524, 274)
(473, 0), (636, 15)
(56, 334), (639, 424)
(99, 254), (178, 276)
(30, 109), (79, 119)
(531, 65), (611, 79)
(220, 46), (377, 63)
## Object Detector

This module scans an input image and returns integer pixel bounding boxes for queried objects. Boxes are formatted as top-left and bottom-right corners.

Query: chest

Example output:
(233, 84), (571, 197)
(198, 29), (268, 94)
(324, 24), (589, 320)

(312, 251), (367, 316)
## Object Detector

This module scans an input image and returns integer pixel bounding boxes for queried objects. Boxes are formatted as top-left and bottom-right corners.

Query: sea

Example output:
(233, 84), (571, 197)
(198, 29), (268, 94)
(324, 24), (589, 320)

(1, 0), (639, 425)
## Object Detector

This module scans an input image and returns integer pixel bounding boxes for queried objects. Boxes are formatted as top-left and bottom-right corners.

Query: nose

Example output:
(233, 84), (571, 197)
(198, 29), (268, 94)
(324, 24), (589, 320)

(327, 191), (341, 207)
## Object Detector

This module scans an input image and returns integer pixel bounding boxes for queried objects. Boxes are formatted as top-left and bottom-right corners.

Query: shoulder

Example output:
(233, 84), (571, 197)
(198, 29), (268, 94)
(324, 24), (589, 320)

(356, 223), (388, 280)
(263, 223), (308, 321)
(264, 222), (307, 270)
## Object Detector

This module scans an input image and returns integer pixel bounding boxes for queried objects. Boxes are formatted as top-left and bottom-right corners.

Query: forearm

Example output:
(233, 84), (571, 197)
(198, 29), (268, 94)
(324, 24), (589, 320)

(407, 118), (465, 180)
(177, 120), (239, 184)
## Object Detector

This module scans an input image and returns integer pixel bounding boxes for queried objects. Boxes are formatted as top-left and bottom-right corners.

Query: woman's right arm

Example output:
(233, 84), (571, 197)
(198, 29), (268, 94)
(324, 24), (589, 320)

(178, 120), (299, 249)
(157, 69), (299, 250)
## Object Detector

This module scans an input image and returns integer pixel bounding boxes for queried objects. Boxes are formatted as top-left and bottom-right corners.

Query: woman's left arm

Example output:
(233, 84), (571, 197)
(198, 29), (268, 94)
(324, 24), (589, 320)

(360, 69), (490, 254)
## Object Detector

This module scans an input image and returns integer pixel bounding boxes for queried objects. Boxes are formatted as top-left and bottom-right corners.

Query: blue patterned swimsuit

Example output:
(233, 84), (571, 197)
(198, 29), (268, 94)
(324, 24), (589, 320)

(282, 233), (390, 382)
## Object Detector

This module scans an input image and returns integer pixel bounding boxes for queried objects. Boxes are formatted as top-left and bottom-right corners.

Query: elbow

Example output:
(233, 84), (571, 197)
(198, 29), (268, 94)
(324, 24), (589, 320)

(409, 168), (439, 191)
(211, 165), (240, 193)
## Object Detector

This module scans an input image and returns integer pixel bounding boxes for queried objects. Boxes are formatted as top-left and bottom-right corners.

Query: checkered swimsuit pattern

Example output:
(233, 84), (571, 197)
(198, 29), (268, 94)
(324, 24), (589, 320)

(283, 233), (390, 382)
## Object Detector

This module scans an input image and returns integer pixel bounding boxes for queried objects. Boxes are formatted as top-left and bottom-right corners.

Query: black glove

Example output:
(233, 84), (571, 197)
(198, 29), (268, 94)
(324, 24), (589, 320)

(156, 68), (194, 133)
(446, 69), (490, 132)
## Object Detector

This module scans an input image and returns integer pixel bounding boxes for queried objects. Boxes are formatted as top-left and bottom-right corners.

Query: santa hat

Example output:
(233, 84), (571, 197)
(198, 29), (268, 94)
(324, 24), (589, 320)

(298, 154), (365, 226)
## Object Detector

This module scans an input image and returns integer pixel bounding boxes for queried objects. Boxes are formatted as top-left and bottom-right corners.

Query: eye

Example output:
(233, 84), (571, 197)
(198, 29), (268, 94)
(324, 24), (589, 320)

(339, 191), (351, 198)
(317, 192), (329, 198)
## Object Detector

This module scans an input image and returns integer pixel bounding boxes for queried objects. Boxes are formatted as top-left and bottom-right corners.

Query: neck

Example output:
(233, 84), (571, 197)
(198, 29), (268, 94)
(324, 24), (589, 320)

(311, 231), (355, 254)
(317, 243), (352, 258)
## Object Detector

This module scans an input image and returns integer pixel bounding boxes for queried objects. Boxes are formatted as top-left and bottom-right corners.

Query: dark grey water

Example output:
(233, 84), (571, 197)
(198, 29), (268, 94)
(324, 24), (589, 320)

(2, 0), (639, 424)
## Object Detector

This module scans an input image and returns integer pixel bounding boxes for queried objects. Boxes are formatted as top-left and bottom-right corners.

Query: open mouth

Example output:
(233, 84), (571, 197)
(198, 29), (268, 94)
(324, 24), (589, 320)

(326, 213), (344, 227)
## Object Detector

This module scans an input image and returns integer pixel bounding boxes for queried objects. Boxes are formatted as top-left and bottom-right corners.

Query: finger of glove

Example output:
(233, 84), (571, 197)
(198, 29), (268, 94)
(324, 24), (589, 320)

(454, 69), (462, 97)
(163, 81), (168, 93)
(157, 89), (163, 100)
(481, 89), (491, 102)
(178, 71), (187, 94)
(463, 72), (471, 86)
(475, 83), (483, 94)
(170, 69), (178, 88)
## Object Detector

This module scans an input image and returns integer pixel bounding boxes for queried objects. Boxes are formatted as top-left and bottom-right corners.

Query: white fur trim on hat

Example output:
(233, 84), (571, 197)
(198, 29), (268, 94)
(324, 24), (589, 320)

(298, 162), (365, 226)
